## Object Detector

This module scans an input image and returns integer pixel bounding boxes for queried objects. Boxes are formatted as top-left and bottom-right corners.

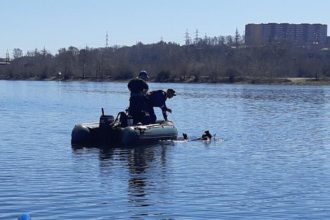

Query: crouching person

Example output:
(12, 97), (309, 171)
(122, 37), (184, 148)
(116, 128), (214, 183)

(146, 89), (176, 123)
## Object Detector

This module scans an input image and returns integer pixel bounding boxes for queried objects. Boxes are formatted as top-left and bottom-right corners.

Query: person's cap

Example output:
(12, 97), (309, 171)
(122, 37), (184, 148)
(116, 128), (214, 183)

(167, 88), (176, 96)
(138, 70), (149, 80)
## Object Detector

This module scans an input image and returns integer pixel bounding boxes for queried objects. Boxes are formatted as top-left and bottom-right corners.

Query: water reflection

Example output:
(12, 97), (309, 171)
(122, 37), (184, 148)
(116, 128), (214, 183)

(72, 143), (172, 209)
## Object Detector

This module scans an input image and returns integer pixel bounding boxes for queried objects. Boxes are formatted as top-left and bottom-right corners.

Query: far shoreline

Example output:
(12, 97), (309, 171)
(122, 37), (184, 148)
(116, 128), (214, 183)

(1, 76), (330, 86)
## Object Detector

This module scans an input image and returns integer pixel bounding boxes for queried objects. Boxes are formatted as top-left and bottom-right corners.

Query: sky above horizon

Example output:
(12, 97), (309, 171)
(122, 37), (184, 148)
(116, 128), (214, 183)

(1, 0), (330, 57)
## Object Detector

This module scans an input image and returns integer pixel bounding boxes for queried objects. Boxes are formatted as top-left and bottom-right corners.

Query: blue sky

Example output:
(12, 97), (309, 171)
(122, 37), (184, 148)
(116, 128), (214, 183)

(1, 0), (330, 57)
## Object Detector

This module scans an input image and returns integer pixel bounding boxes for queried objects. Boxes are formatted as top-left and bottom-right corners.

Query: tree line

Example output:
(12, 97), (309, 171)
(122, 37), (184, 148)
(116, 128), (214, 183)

(1, 35), (330, 83)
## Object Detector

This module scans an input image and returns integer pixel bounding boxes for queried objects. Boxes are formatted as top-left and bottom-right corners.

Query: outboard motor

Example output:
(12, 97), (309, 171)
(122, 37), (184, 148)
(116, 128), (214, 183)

(99, 108), (114, 128)
(97, 108), (119, 145)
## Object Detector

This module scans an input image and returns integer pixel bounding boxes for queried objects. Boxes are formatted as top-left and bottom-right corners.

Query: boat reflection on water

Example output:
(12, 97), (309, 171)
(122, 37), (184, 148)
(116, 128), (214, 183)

(71, 141), (174, 209)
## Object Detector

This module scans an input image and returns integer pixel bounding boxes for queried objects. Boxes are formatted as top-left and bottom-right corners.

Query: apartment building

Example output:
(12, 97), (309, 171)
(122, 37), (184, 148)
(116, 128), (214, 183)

(245, 23), (327, 46)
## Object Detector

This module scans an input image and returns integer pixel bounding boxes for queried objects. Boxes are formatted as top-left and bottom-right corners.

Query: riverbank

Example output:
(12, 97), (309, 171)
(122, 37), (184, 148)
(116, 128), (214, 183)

(1, 75), (330, 85)
(234, 77), (330, 85)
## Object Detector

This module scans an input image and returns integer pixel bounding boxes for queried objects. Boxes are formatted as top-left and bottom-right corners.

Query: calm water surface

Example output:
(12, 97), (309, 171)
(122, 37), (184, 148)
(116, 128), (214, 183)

(1, 80), (330, 219)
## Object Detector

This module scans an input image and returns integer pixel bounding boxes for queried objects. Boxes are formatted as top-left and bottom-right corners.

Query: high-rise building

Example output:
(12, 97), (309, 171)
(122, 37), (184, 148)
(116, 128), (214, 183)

(245, 23), (327, 46)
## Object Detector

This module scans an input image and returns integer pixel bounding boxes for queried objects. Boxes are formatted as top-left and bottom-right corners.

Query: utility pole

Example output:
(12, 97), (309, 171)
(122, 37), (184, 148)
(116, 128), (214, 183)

(185, 29), (191, 45)
(0, 50), (10, 65)
(194, 29), (199, 44)
(5, 50), (10, 63)
(235, 28), (240, 48)
(106, 31), (109, 48)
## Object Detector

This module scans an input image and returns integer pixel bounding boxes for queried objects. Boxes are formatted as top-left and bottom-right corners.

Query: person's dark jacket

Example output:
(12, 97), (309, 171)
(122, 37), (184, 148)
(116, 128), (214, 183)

(147, 90), (170, 121)
(127, 78), (148, 94)
(127, 77), (149, 124)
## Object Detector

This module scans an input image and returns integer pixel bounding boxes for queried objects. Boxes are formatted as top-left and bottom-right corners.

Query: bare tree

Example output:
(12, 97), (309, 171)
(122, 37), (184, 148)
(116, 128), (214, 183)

(13, 48), (23, 59)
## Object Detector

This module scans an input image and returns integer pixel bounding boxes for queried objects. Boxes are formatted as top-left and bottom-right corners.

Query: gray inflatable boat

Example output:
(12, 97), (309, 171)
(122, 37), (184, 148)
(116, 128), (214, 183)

(71, 111), (178, 147)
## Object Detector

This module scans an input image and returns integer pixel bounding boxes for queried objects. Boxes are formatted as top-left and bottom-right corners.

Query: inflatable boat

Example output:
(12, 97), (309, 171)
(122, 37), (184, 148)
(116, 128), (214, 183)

(71, 110), (178, 147)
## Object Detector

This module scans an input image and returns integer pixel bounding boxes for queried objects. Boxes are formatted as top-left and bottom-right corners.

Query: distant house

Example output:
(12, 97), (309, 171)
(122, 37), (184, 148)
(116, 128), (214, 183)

(245, 23), (328, 46)
(0, 58), (10, 65)
(0, 58), (7, 65)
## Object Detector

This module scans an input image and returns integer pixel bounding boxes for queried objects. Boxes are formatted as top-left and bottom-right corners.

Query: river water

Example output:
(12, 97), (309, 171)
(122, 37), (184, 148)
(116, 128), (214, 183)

(1, 80), (330, 219)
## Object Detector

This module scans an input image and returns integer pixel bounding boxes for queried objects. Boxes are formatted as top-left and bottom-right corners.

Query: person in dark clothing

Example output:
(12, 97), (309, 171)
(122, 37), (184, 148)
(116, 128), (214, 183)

(201, 130), (212, 140)
(127, 70), (150, 124)
(127, 70), (149, 94)
(146, 89), (176, 123)
(178, 131), (213, 141)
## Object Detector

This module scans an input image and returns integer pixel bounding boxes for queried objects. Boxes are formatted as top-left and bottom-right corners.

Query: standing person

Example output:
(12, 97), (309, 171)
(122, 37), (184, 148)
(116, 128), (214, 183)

(146, 89), (176, 123)
(127, 70), (149, 94)
(127, 70), (150, 124)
